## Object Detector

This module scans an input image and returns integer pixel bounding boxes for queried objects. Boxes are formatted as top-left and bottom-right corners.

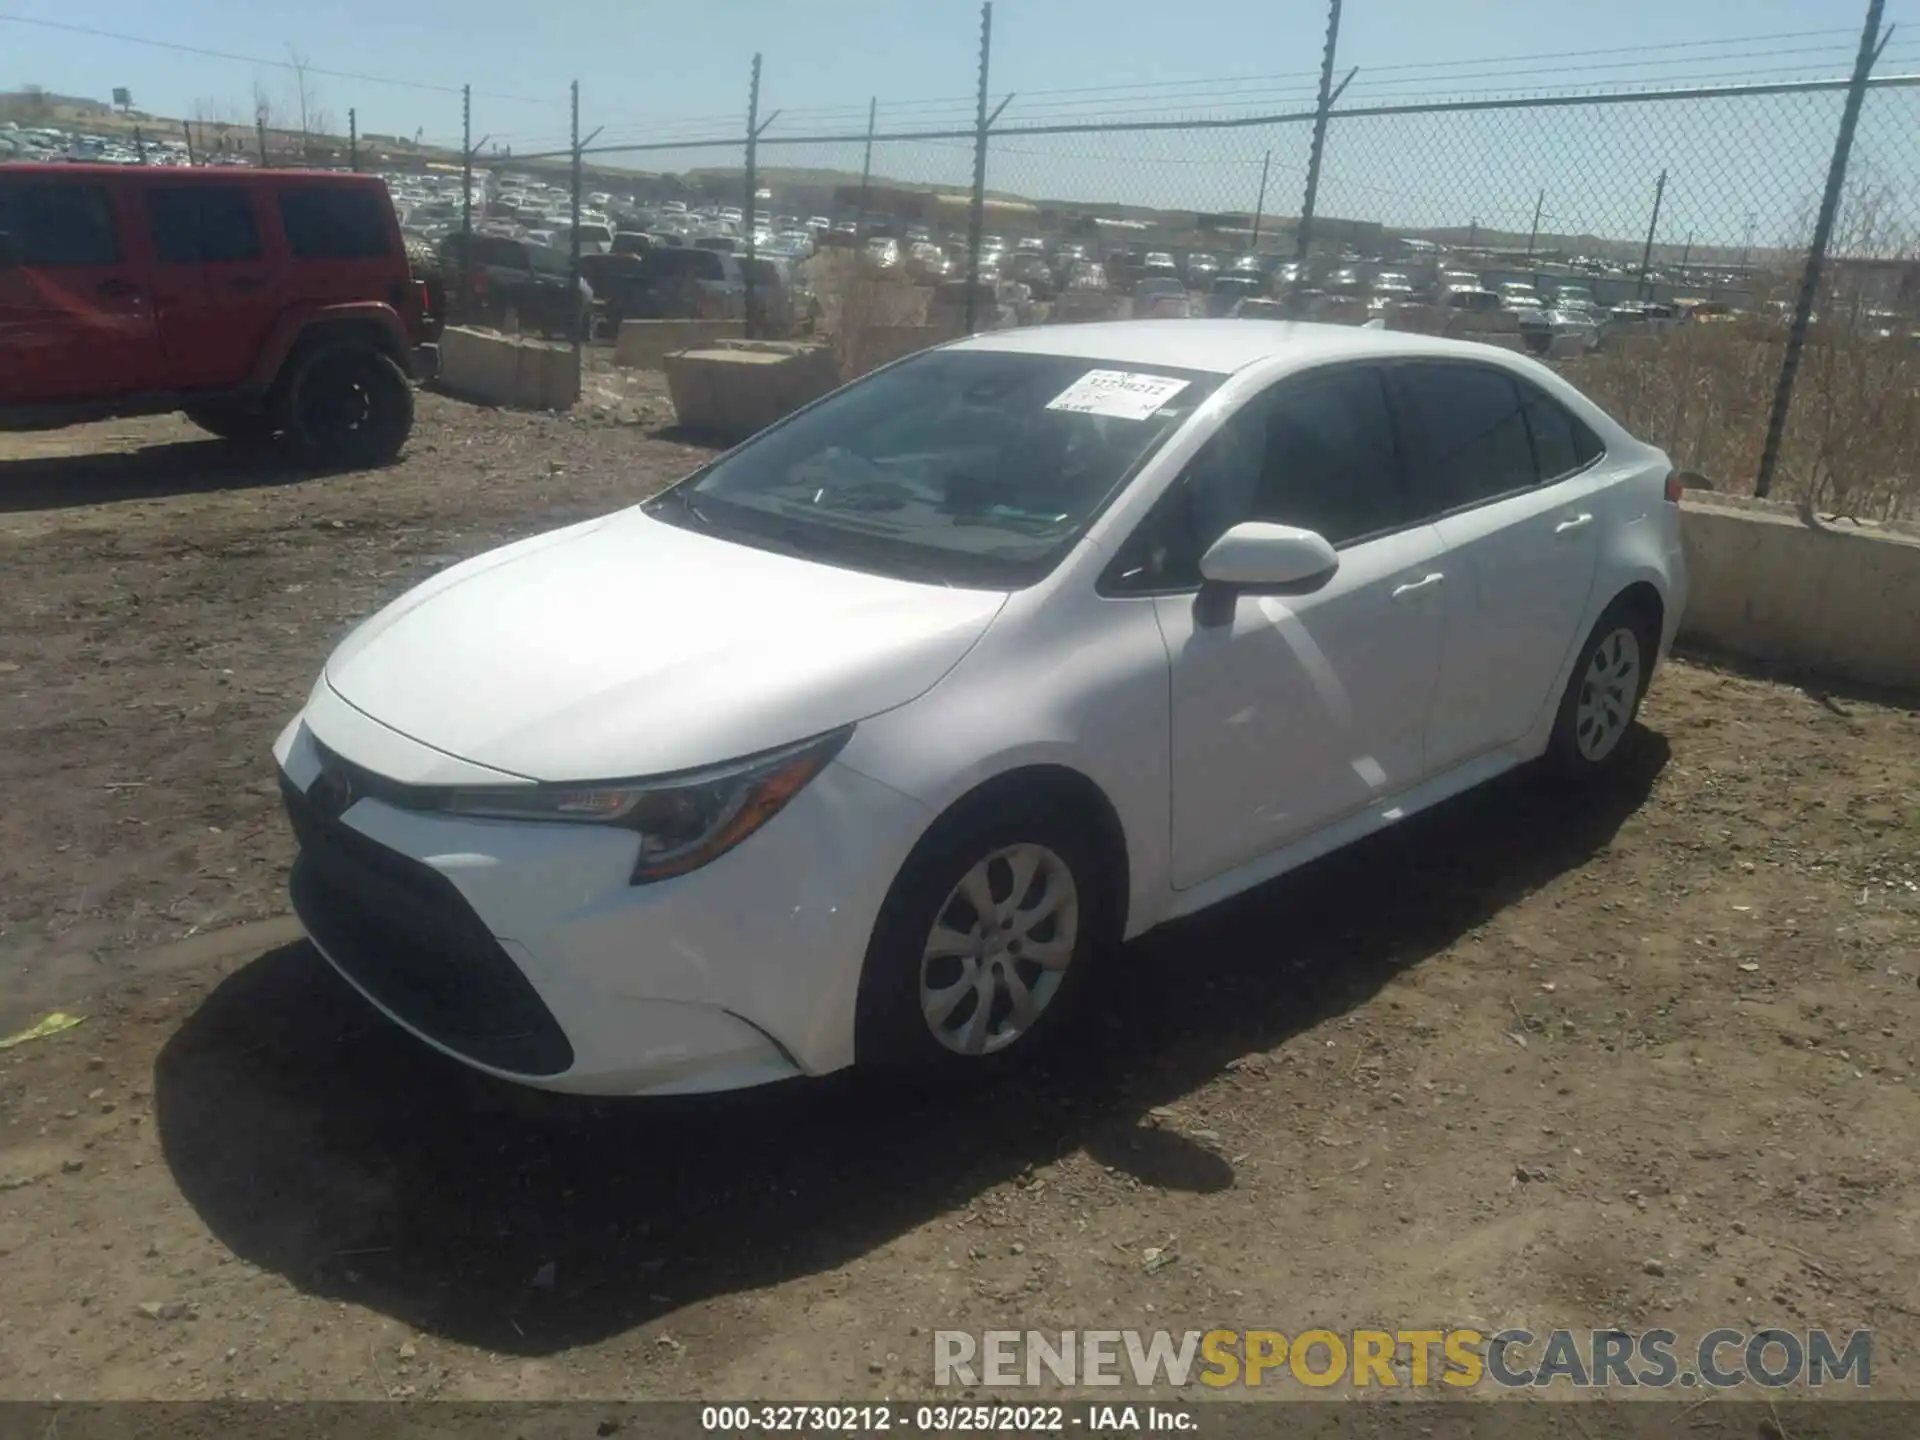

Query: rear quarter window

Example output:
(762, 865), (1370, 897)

(278, 186), (394, 260)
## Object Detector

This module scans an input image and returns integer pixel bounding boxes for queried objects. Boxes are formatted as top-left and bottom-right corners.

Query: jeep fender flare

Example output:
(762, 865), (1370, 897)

(247, 304), (411, 396)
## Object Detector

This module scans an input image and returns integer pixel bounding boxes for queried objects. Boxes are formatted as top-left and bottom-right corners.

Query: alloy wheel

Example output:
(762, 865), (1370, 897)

(919, 843), (1079, 1057)
(1575, 626), (1642, 761)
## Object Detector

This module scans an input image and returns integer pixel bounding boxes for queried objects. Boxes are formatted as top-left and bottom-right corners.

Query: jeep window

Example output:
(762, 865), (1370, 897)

(278, 186), (394, 260)
(147, 186), (262, 264)
(0, 182), (120, 266)
(526, 244), (572, 277)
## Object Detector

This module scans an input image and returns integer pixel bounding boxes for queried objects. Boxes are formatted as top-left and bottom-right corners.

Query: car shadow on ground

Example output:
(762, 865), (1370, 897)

(0, 440), (323, 514)
(154, 730), (1668, 1356)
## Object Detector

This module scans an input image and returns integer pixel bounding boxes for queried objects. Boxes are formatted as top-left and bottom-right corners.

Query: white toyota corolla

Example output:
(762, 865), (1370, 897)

(275, 321), (1687, 1095)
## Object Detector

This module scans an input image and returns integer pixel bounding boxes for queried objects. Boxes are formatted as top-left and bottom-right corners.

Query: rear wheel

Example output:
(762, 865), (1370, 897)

(1547, 598), (1660, 780)
(184, 404), (277, 444)
(279, 344), (414, 470)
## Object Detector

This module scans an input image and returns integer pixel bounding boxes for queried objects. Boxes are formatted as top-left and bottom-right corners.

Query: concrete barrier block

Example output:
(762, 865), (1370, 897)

(613, 320), (746, 371)
(1679, 496), (1920, 692)
(664, 341), (840, 440)
(438, 327), (580, 411)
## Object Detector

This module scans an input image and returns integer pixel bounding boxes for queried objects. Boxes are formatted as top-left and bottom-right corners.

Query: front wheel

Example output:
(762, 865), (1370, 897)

(279, 344), (414, 470)
(1546, 600), (1659, 780)
(855, 802), (1108, 1072)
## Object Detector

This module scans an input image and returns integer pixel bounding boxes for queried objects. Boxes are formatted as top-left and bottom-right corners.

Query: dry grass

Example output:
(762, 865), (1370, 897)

(798, 251), (945, 379)
(1561, 316), (1920, 520)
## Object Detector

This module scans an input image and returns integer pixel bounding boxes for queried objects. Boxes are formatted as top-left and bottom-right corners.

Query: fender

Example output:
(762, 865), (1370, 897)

(245, 302), (410, 394)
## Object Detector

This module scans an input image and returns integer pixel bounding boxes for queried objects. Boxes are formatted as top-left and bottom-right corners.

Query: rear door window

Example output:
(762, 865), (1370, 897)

(278, 186), (393, 260)
(0, 181), (120, 265)
(147, 186), (262, 264)
(1392, 362), (1536, 515)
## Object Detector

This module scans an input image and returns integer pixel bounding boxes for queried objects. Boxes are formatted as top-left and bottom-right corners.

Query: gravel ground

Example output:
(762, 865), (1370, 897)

(0, 400), (1917, 1406)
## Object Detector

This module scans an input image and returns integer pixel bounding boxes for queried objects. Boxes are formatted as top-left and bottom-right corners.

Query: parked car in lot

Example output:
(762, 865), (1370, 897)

(588, 243), (746, 324)
(1184, 252), (1221, 285)
(1205, 274), (1264, 316)
(438, 232), (592, 338)
(1, 164), (436, 466)
(1140, 252), (1180, 283)
(275, 320), (1686, 1093)
(1441, 284), (1504, 315)
(1131, 277), (1195, 318)
(1544, 307), (1601, 352)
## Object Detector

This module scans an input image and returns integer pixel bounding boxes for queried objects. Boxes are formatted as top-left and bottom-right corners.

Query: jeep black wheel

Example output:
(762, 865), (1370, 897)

(280, 344), (414, 470)
(184, 404), (278, 444)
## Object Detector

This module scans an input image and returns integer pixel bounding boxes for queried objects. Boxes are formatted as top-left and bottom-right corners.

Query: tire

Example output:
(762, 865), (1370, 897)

(1546, 597), (1661, 781)
(184, 404), (278, 444)
(279, 344), (414, 470)
(854, 795), (1111, 1074)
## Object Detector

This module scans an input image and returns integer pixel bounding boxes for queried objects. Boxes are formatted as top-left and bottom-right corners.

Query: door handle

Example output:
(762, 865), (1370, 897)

(1391, 572), (1445, 601)
(1554, 512), (1595, 536)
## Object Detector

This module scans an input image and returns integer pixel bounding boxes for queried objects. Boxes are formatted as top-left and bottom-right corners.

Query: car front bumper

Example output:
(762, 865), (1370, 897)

(271, 690), (931, 1096)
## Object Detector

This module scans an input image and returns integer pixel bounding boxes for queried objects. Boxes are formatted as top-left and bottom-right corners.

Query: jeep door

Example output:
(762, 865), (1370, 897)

(143, 180), (284, 391)
(0, 172), (161, 405)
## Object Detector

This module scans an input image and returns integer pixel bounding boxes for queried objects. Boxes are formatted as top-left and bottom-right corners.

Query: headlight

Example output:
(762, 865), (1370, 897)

(436, 726), (852, 884)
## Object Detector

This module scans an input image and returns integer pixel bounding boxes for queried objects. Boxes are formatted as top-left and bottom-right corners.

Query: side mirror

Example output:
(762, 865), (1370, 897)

(1199, 521), (1339, 590)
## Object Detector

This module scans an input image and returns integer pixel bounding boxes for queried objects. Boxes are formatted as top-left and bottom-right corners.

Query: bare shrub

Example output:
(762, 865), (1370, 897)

(801, 250), (937, 380)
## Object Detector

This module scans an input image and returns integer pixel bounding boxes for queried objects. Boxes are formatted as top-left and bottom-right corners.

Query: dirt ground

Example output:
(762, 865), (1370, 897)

(0, 398), (1917, 1406)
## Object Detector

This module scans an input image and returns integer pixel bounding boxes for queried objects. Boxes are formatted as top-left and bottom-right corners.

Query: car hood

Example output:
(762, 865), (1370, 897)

(324, 507), (1009, 780)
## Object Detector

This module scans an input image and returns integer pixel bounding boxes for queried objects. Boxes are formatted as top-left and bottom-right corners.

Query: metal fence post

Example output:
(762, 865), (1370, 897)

(570, 80), (584, 360)
(1292, 0), (1343, 282)
(181, 118), (195, 166)
(1526, 188), (1544, 259)
(133, 127), (146, 165)
(1250, 149), (1271, 251)
(461, 85), (474, 319)
(256, 111), (268, 167)
(964, 1), (994, 335)
(1755, 0), (1888, 499)
(349, 108), (358, 173)
(1636, 169), (1667, 300)
(744, 55), (762, 340)
(855, 97), (877, 237)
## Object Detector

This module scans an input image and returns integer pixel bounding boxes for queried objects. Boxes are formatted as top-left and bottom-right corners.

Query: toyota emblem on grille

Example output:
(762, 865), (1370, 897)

(309, 762), (355, 819)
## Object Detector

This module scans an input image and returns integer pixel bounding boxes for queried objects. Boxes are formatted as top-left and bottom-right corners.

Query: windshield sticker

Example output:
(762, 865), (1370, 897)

(1045, 370), (1191, 421)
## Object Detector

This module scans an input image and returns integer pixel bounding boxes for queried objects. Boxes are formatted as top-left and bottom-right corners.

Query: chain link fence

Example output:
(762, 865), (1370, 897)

(540, 65), (1919, 513)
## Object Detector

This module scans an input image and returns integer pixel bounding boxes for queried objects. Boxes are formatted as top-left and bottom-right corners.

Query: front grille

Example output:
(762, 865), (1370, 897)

(282, 770), (575, 1077)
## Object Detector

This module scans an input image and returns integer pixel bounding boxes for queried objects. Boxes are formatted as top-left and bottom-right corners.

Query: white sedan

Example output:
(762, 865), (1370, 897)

(274, 321), (1687, 1095)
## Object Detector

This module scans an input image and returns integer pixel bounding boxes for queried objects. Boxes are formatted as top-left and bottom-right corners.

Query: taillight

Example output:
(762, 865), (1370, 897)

(1664, 469), (1685, 503)
(413, 280), (431, 318)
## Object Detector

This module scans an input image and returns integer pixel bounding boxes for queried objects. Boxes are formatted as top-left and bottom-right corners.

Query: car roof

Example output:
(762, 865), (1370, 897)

(949, 319), (1526, 376)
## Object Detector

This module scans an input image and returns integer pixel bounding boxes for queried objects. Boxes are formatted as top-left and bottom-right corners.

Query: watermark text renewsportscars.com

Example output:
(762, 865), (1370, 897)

(933, 1328), (1872, 1390)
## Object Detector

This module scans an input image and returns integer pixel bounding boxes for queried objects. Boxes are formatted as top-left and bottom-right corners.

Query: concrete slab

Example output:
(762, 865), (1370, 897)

(437, 327), (580, 411)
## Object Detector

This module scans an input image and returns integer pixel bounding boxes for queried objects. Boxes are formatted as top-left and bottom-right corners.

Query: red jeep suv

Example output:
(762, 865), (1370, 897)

(0, 166), (438, 468)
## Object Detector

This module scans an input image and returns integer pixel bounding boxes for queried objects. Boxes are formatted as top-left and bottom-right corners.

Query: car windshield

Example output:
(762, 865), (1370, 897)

(647, 349), (1221, 588)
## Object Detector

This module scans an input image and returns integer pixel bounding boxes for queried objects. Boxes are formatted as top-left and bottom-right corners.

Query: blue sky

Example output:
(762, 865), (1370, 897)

(6, 0), (1918, 248)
